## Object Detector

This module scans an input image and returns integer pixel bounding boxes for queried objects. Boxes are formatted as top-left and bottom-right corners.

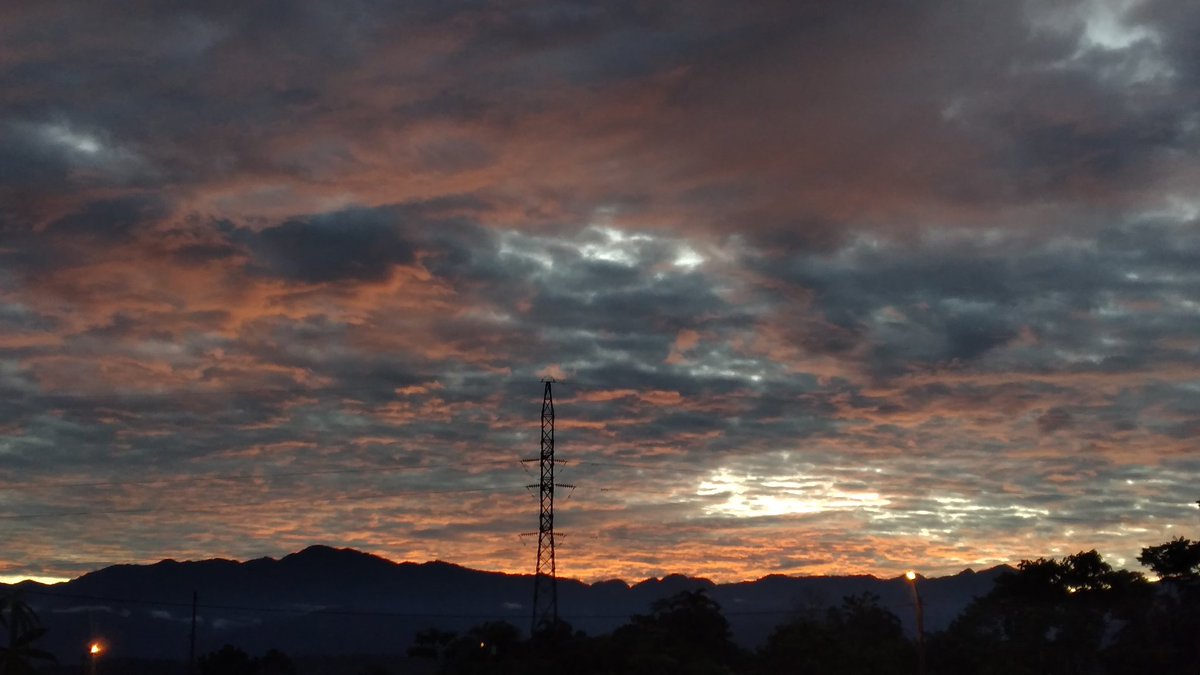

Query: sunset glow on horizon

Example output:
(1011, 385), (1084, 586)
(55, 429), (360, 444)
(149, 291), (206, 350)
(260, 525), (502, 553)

(1, 1), (1198, 585)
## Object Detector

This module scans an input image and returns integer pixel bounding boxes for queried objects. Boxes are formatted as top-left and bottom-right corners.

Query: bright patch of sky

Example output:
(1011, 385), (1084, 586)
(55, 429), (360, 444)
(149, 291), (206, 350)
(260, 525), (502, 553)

(673, 246), (705, 269)
(40, 123), (102, 155)
(1079, 0), (1156, 50)
(578, 226), (653, 266)
(0, 575), (70, 585)
(698, 467), (890, 518)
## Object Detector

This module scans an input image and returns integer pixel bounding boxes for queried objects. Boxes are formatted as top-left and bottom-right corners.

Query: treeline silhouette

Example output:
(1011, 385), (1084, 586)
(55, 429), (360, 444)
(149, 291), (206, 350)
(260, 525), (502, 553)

(5, 536), (1199, 675)
(421, 536), (1200, 675)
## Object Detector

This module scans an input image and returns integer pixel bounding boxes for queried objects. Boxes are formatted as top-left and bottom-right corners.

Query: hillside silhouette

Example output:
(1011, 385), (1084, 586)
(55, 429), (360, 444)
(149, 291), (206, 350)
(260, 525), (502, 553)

(6, 545), (1003, 662)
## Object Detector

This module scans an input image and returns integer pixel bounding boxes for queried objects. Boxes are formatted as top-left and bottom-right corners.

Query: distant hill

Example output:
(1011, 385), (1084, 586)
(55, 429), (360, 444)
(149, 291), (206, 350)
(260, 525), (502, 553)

(5, 546), (1009, 661)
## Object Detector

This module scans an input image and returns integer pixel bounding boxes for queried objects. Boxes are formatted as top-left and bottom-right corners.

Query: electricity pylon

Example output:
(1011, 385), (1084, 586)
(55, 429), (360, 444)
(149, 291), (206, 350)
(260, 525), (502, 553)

(527, 379), (570, 635)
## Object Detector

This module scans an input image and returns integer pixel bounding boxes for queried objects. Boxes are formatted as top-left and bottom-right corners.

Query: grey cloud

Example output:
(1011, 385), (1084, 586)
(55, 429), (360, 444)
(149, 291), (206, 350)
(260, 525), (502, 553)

(46, 196), (169, 241)
(1037, 408), (1074, 434)
(241, 209), (416, 284)
(0, 195), (170, 280)
(0, 124), (73, 190)
(749, 218), (1200, 379)
(0, 303), (59, 333)
(1135, 1), (1200, 87)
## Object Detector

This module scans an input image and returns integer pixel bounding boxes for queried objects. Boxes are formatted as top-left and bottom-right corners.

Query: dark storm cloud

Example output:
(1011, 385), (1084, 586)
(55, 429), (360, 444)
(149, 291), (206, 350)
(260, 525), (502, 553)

(46, 196), (169, 241)
(169, 196), (494, 287)
(170, 240), (240, 266)
(0, 123), (73, 189)
(242, 211), (416, 284)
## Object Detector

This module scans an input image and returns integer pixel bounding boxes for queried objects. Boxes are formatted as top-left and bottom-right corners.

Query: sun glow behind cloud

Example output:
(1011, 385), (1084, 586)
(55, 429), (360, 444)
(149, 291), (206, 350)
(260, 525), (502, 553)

(698, 466), (891, 518)
(40, 123), (102, 155)
(0, 575), (71, 585)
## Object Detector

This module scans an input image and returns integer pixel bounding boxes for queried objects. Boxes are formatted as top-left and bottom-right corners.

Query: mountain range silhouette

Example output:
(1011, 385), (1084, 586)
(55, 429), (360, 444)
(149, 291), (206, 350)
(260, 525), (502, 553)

(6, 546), (1008, 660)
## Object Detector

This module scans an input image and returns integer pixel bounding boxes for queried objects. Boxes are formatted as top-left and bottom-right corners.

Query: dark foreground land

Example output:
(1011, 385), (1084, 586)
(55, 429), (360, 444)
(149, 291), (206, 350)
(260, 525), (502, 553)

(7, 536), (1200, 675)
(43, 654), (437, 675)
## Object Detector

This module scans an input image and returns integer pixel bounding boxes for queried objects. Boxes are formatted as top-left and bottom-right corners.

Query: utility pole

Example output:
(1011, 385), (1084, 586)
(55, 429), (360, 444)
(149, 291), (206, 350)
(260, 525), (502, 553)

(526, 380), (571, 635)
(189, 591), (197, 675)
(905, 571), (927, 675)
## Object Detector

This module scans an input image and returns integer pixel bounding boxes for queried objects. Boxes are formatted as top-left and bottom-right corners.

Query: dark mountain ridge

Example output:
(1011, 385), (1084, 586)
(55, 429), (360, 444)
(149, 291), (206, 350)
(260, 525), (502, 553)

(6, 545), (1009, 661)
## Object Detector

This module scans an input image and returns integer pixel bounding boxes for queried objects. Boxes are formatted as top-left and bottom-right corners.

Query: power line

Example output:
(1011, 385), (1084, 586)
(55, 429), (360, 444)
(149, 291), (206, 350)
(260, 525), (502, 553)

(0, 464), (765, 522)
(2, 381), (845, 411)
(0, 383), (442, 401)
(22, 588), (532, 619)
(1, 458), (713, 494)
(20, 586), (866, 620)
(0, 458), (728, 522)
(572, 460), (716, 476)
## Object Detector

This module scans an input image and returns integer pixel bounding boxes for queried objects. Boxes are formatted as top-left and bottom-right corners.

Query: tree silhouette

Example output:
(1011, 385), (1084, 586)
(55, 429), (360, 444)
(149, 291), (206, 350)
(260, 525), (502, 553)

(609, 588), (741, 674)
(258, 648), (296, 675)
(197, 645), (296, 675)
(441, 621), (522, 674)
(931, 550), (1153, 675)
(0, 591), (56, 675)
(409, 627), (456, 659)
(758, 593), (912, 675)
(1108, 537), (1200, 671)
(1137, 537), (1200, 582)
(198, 645), (257, 675)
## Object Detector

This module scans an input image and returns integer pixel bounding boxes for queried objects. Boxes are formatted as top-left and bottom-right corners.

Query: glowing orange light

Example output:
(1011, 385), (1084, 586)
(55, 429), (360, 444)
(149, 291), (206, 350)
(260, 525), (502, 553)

(90, 642), (102, 655)
(905, 571), (917, 581)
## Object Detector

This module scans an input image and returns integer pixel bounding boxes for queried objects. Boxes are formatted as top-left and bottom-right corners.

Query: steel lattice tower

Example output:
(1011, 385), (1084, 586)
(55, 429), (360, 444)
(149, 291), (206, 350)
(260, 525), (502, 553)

(530, 379), (558, 634)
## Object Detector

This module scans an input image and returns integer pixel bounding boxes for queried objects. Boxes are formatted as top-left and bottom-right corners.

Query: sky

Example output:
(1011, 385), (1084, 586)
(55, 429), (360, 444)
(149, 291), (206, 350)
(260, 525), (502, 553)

(1, 0), (1199, 585)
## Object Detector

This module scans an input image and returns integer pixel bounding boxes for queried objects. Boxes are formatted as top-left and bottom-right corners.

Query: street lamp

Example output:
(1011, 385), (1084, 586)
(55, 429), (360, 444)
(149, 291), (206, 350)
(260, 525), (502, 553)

(88, 641), (103, 675)
(905, 572), (926, 675)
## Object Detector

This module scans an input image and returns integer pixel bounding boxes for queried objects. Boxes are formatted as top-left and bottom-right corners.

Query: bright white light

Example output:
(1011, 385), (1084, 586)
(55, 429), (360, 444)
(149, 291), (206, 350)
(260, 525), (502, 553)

(42, 123), (102, 154)
(699, 467), (890, 517)
(673, 246), (705, 269)
(0, 574), (70, 585)
(497, 233), (554, 269)
(1081, 0), (1156, 51)
(924, 497), (1049, 523)
(579, 226), (650, 266)
(1162, 195), (1199, 221)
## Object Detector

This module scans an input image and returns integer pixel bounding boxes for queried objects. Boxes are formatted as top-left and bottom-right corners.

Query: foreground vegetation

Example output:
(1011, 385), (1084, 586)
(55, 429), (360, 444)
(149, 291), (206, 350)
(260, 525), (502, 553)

(427, 537), (1200, 675)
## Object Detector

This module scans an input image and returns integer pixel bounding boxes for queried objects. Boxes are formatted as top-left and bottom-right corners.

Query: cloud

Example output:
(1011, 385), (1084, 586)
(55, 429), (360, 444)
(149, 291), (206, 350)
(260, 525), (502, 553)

(1038, 408), (1075, 434)
(241, 209), (416, 284)
(0, 0), (1197, 583)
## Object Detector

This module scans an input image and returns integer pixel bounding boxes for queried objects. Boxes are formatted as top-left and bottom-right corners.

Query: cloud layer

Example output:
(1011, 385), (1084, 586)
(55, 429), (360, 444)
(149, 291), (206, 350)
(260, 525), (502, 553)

(1, 0), (1198, 582)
